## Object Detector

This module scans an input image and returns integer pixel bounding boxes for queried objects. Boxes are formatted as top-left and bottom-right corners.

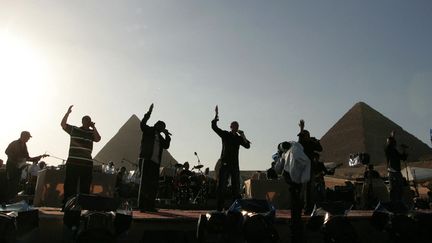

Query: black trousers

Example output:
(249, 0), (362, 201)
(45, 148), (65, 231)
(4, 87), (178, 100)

(138, 159), (160, 210)
(0, 170), (7, 204)
(63, 163), (93, 205)
(216, 163), (241, 211)
(6, 163), (21, 202)
(389, 171), (404, 203)
(284, 172), (304, 243)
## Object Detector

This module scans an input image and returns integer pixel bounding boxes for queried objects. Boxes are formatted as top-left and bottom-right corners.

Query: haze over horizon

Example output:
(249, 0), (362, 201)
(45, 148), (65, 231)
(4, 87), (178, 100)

(1, 1), (431, 170)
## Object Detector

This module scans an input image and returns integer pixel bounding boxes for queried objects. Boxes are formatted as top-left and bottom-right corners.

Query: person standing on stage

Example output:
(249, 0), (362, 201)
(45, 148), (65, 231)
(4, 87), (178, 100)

(61, 105), (101, 207)
(385, 131), (407, 203)
(5, 131), (46, 201)
(212, 105), (250, 211)
(298, 119), (322, 214)
(138, 103), (171, 212)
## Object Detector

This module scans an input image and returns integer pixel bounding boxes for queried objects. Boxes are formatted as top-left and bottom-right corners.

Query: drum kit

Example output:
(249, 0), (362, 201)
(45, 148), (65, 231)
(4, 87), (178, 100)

(171, 163), (213, 205)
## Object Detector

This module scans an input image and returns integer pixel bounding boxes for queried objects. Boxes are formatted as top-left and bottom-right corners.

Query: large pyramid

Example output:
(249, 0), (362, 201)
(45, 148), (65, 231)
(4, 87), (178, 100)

(94, 115), (178, 171)
(320, 102), (432, 166)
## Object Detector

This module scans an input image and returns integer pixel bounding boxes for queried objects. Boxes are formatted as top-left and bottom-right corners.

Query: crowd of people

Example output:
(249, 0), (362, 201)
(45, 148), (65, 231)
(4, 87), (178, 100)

(0, 103), (426, 242)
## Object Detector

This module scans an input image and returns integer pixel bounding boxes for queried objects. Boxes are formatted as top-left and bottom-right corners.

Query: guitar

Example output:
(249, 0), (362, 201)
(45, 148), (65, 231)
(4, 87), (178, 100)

(17, 154), (49, 169)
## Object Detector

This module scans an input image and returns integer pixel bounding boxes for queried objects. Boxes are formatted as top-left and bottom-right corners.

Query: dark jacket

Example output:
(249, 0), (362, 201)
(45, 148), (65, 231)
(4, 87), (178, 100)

(385, 145), (407, 172)
(139, 113), (171, 162)
(299, 138), (322, 161)
(212, 119), (250, 167)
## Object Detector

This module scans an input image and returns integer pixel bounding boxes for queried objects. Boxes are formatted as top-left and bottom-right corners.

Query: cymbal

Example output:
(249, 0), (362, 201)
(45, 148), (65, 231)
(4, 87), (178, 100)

(193, 165), (204, 169)
(174, 163), (184, 168)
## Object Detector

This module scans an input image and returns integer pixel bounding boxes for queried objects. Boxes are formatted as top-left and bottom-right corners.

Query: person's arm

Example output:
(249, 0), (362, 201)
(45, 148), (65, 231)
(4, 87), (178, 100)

(211, 105), (225, 137)
(238, 130), (251, 149)
(161, 131), (171, 149)
(61, 105), (73, 132)
(5, 141), (18, 159)
(27, 155), (43, 163)
(299, 119), (305, 133)
(141, 103), (153, 130)
(90, 123), (101, 142)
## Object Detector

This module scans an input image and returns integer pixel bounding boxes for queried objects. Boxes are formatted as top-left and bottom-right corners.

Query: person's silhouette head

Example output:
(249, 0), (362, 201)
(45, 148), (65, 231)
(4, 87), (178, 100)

(82, 116), (92, 128)
(387, 136), (396, 147)
(154, 120), (166, 133)
(183, 162), (190, 170)
(20, 131), (32, 143)
(230, 121), (239, 133)
(298, 130), (310, 141)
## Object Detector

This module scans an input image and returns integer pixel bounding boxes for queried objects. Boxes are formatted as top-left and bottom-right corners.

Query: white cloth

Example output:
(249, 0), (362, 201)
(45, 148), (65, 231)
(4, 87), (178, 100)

(275, 141), (311, 184)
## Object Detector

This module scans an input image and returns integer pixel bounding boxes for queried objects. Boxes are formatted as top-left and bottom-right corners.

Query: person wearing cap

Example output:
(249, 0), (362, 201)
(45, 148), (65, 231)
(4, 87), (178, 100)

(137, 103), (171, 212)
(298, 119), (322, 215)
(5, 131), (46, 201)
(212, 105), (250, 211)
(61, 105), (101, 208)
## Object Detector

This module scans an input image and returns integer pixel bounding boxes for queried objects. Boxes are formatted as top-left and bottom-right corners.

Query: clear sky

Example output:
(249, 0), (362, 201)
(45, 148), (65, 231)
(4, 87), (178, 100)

(1, 1), (431, 170)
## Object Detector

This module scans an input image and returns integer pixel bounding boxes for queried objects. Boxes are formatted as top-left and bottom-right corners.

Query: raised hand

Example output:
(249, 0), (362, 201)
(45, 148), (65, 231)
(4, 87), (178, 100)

(67, 105), (73, 114)
(214, 105), (219, 120)
(149, 103), (154, 113)
(299, 119), (305, 131)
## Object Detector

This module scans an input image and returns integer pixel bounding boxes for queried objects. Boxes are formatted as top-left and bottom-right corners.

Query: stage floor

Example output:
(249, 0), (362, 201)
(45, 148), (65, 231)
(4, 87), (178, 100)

(38, 207), (375, 221)
(26, 207), (431, 243)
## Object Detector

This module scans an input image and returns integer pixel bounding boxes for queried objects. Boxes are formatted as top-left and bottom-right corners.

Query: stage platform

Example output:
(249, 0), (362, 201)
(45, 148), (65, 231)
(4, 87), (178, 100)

(26, 207), (425, 243)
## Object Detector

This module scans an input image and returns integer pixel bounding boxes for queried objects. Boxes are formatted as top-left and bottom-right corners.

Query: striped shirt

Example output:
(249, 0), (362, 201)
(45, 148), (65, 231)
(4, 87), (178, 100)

(64, 125), (96, 167)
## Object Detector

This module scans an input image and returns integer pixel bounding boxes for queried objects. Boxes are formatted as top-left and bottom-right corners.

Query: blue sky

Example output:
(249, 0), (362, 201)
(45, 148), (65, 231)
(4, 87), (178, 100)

(0, 1), (431, 170)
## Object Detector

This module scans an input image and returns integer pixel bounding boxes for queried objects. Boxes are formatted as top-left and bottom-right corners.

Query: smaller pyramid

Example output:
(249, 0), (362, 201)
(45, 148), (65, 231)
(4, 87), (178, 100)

(94, 115), (178, 171)
(320, 102), (432, 166)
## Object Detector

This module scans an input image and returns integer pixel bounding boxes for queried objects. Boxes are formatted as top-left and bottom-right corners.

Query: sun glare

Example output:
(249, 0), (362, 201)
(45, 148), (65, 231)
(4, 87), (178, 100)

(0, 32), (50, 120)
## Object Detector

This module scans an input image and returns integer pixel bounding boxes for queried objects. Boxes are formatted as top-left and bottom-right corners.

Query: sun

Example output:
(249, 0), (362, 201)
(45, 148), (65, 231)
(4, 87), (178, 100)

(0, 31), (49, 119)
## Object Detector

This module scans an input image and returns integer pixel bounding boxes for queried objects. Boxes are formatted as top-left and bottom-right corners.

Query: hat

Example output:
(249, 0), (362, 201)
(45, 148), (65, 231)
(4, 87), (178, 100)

(21, 131), (32, 138)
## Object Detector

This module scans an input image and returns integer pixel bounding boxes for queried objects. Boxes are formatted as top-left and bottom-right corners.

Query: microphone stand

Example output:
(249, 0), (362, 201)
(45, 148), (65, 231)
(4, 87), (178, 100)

(195, 153), (201, 165)
(194, 152), (202, 173)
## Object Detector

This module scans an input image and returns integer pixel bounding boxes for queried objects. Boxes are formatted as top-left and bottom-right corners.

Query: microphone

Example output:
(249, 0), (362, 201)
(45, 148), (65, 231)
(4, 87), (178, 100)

(194, 152), (201, 164)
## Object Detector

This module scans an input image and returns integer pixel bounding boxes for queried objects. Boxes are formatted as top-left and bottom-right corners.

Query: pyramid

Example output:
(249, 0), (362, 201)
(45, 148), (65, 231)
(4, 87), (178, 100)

(319, 102), (432, 166)
(94, 115), (178, 171)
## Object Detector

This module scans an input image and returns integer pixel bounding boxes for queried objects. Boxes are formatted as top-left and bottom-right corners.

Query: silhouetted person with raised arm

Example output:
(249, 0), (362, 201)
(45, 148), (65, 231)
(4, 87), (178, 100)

(61, 105), (101, 208)
(5, 131), (47, 202)
(138, 103), (171, 212)
(385, 131), (407, 203)
(298, 119), (322, 214)
(212, 105), (250, 211)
